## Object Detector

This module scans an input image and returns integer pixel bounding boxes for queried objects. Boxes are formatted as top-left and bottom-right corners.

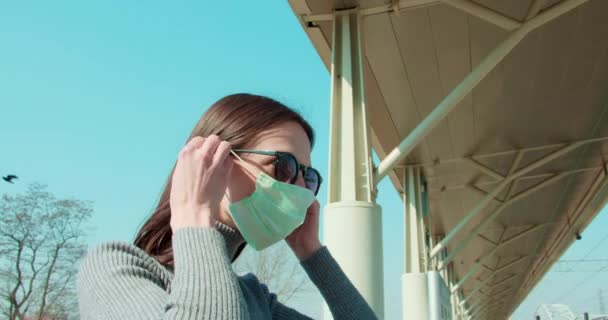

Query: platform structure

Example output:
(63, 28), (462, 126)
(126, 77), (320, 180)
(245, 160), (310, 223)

(288, 0), (608, 319)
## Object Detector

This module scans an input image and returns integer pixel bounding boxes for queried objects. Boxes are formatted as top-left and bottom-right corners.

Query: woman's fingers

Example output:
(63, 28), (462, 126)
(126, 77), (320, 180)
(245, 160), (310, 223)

(213, 141), (233, 169)
(181, 136), (205, 156)
(169, 135), (233, 230)
(195, 135), (221, 166)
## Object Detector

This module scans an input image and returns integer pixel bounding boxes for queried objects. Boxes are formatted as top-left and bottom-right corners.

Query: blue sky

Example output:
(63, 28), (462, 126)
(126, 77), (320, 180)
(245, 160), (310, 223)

(0, 1), (606, 319)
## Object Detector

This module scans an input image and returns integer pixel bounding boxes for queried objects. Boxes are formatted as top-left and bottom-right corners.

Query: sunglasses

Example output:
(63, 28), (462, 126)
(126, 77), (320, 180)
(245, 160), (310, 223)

(232, 149), (323, 196)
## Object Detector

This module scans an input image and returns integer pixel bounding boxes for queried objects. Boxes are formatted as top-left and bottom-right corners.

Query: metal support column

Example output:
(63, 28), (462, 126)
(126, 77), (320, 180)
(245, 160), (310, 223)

(405, 166), (425, 274)
(323, 9), (384, 319)
(402, 167), (450, 319)
(447, 263), (461, 319)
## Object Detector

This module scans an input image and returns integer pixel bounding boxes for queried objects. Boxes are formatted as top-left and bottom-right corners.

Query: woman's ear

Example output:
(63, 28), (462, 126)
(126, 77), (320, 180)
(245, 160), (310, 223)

(223, 164), (246, 202)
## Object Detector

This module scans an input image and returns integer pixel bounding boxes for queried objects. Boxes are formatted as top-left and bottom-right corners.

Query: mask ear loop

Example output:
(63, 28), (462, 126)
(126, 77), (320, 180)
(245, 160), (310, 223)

(230, 150), (262, 177)
(224, 151), (258, 204)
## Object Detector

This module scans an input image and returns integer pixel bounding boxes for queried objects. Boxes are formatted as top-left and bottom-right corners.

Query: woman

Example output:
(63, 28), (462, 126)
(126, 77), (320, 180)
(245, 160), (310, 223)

(76, 94), (377, 319)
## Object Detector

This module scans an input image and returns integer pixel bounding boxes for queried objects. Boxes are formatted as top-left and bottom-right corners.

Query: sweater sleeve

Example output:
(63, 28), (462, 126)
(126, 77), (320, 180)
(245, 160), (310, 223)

(300, 246), (378, 320)
(76, 228), (249, 320)
(239, 273), (314, 320)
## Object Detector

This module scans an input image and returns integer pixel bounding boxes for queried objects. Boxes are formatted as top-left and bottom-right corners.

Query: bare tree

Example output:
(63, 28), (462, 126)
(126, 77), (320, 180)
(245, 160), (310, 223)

(233, 241), (312, 303)
(0, 183), (92, 320)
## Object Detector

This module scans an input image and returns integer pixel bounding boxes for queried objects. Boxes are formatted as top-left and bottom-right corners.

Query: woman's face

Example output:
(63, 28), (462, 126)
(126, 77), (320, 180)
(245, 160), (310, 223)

(218, 121), (312, 228)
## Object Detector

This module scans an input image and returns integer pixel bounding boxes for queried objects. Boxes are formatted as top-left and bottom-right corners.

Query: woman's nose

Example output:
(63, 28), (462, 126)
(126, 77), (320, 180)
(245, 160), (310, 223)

(293, 172), (306, 188)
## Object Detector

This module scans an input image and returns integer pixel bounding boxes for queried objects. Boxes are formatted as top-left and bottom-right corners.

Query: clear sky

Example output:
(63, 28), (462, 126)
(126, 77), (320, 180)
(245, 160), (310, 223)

(0, 1), (606, 319)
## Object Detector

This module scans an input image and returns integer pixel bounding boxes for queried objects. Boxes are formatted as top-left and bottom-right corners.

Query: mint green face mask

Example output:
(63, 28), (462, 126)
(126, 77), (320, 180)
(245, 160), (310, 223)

(228, 152), (316, 251)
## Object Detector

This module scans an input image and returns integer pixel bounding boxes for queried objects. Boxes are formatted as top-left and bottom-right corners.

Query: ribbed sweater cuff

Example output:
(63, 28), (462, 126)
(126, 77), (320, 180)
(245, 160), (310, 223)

(300, 246), (373, 319)
(170, 227), (235, 306)
(300, 246), (350, 298)
(172, 227), (231, 269)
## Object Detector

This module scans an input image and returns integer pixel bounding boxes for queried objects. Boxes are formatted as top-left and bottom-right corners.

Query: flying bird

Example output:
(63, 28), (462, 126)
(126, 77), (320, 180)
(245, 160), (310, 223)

(2, 175), (18, 184)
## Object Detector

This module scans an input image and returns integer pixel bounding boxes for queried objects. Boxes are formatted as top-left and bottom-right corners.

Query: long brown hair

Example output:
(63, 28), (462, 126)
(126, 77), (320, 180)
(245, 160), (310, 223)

(134, 93), (315, 267)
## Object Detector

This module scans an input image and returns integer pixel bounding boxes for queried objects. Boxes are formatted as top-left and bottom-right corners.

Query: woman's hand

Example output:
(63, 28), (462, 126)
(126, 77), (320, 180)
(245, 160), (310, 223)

(286, 200), (322, 261)
(169, 135), (233, 231)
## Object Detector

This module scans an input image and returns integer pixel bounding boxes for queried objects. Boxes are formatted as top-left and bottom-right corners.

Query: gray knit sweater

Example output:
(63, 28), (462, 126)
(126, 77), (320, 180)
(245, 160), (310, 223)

(76, 223), (377, 319)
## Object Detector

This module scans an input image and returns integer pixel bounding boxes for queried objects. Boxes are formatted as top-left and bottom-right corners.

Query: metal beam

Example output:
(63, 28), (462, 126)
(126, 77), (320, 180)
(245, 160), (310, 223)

(475, 289), (512, 311)
(460, 224), (542, 306)
(438, 172), (568, 267)
(432, 166), (603, 192)
(513, 176), (606, 310)
(374, 0), (591, 185)
(432, 141), (583, 260)
(494, 255), (528, 274)
(477, 297), (509, 314)
(452, 252), (524, 296)
(438, 155), (521, 263)
(444, 0), (521, 31)
(466, 298), (484, 316)
(452, 262), (482, 293)
(459, 291), (469, 318)
(526, 0), (548, 20)
(399, 0), (526, 33)
(471, 287), (513, 313)
(471, 299), (506, 318)
(473, 304), (504, 320)
(509, 172), (569, 202)
(508, 166), (608, 314)
(465, 158), (505, 180)
(302, 0), (522, 31)
(433, 180), (509, 258)
(488, 273), (518, 289)
(468, 185), (504, 204)
(469, 292), (509, 317)
(467, 288), (508, 316)
(446, 261), (462, 319)
(302, 0), (441, 22)
(460, 274), (495, 306)
(361, 0), (441, 16)
(402, 136), (608, 170)
(449, 225), (541, 300)
(465, 289), (486, 314)
(301, 12), (335, 23)
(451, 228), (505, 301)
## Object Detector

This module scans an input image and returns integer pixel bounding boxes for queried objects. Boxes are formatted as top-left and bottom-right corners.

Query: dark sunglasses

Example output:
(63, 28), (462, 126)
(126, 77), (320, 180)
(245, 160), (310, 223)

(232, 149), (323, 196)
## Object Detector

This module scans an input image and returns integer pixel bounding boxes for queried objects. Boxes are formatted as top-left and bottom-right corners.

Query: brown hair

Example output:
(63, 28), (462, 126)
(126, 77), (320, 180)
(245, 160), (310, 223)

(134, 93), (314, 267)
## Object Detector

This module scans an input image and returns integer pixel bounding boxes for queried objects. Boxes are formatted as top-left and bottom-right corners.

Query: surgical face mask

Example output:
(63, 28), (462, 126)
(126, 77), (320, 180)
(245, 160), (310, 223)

(228, 151), (316, 251)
